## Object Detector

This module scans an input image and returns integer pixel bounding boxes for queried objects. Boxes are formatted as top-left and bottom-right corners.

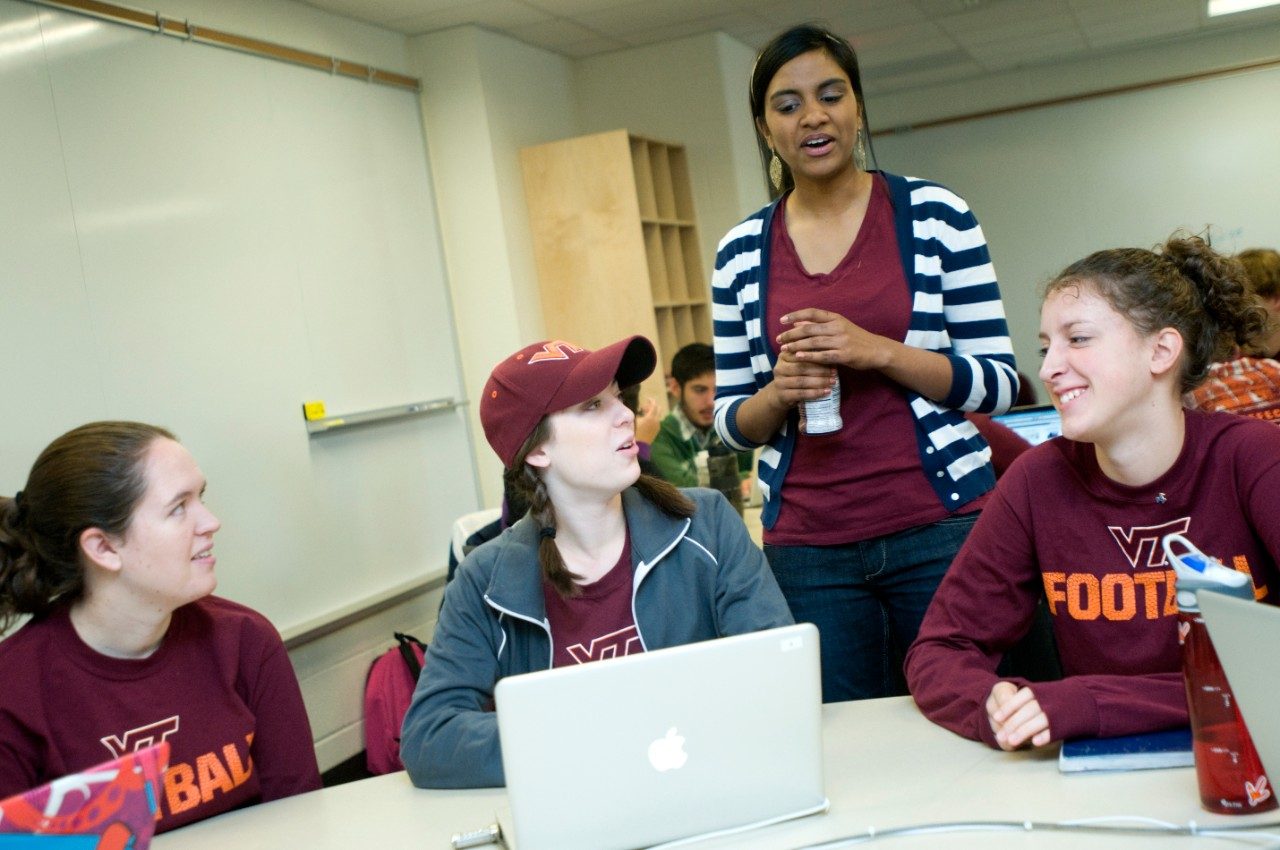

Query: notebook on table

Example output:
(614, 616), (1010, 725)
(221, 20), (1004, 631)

(991, 403), (1062, 446)
(0, 742), (169, 849)
(494, 623), (827, 850)
(1058, 727), (1193, 773)
(1197, 590), (1280, 778)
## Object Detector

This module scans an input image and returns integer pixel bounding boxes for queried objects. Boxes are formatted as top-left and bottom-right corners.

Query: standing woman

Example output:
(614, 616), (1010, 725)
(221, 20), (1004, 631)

(400, 336), (792, 789)
(0, 422), (320, 832)
(713, 24), (1019, 702)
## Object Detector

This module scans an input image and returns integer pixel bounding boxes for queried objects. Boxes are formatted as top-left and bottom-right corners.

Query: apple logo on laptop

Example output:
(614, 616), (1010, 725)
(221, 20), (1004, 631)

(648, 727), (688, 772)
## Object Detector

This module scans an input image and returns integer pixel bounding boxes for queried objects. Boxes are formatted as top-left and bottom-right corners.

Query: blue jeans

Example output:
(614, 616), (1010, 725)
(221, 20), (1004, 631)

(765, 513), (978, 703)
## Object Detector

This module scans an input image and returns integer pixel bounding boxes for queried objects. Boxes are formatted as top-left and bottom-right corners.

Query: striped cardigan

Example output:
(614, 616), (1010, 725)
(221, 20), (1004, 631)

(712, 172), (1018, 531)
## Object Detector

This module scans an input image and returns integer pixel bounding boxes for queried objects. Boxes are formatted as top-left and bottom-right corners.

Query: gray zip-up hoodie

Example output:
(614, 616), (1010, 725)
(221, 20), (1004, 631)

(400, 487), (793, 788)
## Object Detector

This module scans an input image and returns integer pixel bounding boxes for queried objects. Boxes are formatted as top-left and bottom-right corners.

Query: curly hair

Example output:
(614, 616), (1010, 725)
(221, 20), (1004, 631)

(1046, 234), (1268, 394)
(1237, 248), (1280, 300)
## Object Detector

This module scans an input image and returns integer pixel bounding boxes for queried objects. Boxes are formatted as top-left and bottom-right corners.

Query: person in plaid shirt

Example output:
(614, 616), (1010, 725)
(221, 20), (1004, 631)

(1187, 248), (1280, 423)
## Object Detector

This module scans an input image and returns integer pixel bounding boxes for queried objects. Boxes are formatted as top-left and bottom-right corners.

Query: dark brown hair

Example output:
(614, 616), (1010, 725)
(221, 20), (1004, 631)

(1237, 248), (1280, 301)
(0, 421), (174, 630)
(1046, 234), (1268, 394)
(749, 23), (875, 199)
(503, 418), (694, 598)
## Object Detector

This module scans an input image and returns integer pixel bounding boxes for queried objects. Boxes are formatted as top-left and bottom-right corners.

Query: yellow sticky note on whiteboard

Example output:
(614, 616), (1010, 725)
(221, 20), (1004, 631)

(302, 401), (326, 421)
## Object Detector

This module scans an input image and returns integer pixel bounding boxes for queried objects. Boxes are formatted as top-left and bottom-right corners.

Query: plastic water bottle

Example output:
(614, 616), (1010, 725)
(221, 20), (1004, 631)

(799, 371), (842, 435)
(790, 319), (842, 435)
(1163, 533), (1277, 814)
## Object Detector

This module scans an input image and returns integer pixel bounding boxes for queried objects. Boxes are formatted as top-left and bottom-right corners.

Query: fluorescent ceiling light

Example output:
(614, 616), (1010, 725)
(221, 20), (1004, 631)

(1207, 0), (1280, 16)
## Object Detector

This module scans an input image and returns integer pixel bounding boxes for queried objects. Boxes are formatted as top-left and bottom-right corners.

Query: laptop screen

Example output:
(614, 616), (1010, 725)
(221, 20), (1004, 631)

(992, 404), (1062, 446)
(494, 624), (826, 850)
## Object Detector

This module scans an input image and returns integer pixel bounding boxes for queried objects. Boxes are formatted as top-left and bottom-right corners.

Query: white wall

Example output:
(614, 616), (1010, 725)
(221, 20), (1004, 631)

(716, 33), (772, 227)
(408, 26), (577, 508)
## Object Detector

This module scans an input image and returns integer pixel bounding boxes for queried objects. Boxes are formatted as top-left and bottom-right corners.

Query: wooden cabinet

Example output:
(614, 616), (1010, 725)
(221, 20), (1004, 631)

(519, 129), (711, 399)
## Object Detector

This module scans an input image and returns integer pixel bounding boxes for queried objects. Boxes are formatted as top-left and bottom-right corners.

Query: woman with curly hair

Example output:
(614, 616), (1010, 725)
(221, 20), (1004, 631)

(907, 234), (1280, 751)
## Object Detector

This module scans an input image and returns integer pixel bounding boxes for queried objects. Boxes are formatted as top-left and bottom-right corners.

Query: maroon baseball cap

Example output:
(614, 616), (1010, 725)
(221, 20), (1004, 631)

(480, 336), (656, 468)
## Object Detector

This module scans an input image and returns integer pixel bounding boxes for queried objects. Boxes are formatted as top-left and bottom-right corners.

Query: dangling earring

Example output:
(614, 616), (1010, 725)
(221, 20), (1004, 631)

(768, 150), (783, 191)
(855, 130), (867, 171)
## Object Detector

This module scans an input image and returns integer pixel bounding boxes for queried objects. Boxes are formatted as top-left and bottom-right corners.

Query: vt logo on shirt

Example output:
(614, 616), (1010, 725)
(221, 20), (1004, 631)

(1043, 517), (1263, 621)
(1041, 518), (1190, 623)
(564, 625), (642, 664)
(100, 715), (181, 758)
(100, 716), (255, 821)
(1106, 519), (1191, 568)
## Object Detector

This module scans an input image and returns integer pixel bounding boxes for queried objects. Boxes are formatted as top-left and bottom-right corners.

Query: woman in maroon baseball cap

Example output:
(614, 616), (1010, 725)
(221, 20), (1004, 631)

(400, 336), (793, 789)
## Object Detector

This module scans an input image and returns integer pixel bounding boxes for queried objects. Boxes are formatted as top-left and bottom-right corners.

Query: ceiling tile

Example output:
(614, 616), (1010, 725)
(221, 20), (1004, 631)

(717, 21), (781, 51)
(505, 16), (605, 47)
(573, 0), (720, 37)
(864, 59), (987, 97)
(937, 0), (1074, 37)
(616, 13), (752, 48)
(965, 29), (1089, 71)
(750, 0), (922, 32)
(296, 0), (1280, 84)
(299, 0), (475, 28)
(911, 0), (1031, 16)
(863, 47), (971, 79)
(555, 35), (630, 56)
(854, 21), (957, 67)
(1068, 0), (1200, 33)
(389, 0), (552, 33)
(522, 0), (634, 15)
(1079, 15), (1203, 49)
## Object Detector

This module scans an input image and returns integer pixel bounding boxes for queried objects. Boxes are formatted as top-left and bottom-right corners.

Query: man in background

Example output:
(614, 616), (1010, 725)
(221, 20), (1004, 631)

(652, 343), (753, 490)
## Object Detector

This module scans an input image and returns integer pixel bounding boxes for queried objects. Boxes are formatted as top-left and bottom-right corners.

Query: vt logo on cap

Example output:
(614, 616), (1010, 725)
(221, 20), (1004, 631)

(528, 341), (584, 363)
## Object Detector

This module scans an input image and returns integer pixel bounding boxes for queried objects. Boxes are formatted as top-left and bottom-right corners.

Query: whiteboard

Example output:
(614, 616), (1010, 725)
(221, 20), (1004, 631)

(0, 1), (479, 634)
(873, 65), (1280, 381)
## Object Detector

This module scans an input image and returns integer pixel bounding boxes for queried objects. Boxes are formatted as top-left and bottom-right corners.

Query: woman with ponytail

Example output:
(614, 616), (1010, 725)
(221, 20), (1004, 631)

(399, 336), (792, 788)
(0, 422), (319, 831)
(906, 234), (1280, 751)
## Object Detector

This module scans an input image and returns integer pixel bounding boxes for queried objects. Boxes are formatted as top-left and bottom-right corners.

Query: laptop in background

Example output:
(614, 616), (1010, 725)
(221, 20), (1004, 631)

(992, 403), (1062, 446)
(0, 742), (169, 848)
(494, 623), (827, 850)
(1197, 590), (1280, 777)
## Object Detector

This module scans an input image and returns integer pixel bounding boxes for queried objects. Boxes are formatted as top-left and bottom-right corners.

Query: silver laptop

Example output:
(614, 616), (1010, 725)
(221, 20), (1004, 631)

(493, 623), (827, 850)
(1197, 590), (1280, 777)
(991, 403), (1062, 446)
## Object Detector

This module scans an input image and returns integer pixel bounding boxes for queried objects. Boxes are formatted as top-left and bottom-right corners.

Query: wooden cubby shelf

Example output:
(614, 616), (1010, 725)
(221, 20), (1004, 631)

(520, 130), (712, 393)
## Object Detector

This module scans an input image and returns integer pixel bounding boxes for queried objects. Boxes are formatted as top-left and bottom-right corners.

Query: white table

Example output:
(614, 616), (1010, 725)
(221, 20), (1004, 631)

(154, 697), (1280, 848)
